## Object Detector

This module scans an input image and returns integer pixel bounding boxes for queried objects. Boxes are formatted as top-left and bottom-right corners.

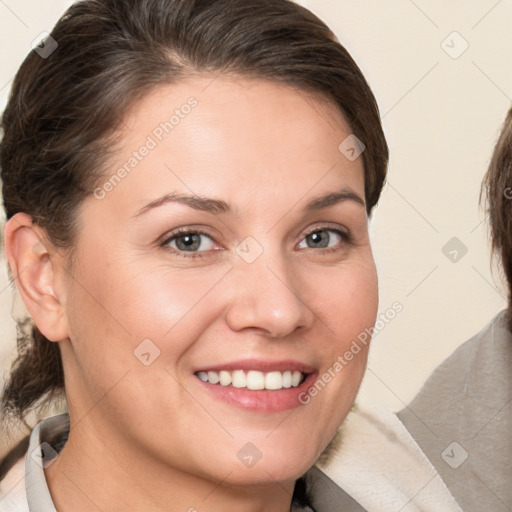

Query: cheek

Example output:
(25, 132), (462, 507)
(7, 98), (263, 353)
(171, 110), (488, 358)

(295, 257), (378, 431)
(67, 256), (230, 363)
(329, 260), (378, 384)
(306, 255), (379, 350)
(62, 259), (231, 436)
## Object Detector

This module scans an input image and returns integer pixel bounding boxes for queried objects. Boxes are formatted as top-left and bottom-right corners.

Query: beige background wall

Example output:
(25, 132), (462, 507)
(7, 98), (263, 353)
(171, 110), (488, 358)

(0, 1), (510, 414)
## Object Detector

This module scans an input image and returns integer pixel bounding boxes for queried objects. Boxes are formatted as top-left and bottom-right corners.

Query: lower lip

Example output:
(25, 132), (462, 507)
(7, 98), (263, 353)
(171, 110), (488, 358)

(195, 373), (318, 412)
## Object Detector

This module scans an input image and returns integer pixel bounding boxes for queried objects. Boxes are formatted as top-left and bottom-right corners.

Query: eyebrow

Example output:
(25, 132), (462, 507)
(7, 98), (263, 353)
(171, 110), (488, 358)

(132, 188), (365, 218)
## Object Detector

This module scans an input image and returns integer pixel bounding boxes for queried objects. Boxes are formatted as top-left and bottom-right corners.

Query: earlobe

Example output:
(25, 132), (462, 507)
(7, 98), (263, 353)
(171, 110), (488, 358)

(3, 212), (69, 342)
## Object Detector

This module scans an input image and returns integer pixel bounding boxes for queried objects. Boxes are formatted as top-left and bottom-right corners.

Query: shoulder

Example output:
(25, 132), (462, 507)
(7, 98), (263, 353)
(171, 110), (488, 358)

(398, 309), (512, 438)
(397, 311), (512, 509)
(403, 310), (511, 416)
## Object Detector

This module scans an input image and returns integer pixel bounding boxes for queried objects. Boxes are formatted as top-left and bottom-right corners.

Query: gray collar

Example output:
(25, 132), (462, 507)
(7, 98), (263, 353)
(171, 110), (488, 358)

(25, 415), (67, 512)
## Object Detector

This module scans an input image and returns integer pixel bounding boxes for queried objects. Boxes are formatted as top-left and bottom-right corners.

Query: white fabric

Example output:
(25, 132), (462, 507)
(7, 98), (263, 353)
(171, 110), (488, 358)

(315, 404), (463, 511)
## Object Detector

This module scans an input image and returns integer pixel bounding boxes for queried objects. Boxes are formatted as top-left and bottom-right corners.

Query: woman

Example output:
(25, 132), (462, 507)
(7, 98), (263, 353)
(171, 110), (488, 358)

(0, 0), (389, 510)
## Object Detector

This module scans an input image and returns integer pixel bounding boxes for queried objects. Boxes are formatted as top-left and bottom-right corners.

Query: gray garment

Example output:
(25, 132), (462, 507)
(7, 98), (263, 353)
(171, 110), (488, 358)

(18, 414), (364, 511)
(305, 467), (367, 512)
(25, 415), (63, 512)
(398, 310), (512, 511)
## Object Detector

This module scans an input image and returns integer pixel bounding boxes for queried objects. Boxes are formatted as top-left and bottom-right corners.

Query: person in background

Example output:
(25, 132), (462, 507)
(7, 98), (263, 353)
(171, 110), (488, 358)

(396, 107), (512, 511)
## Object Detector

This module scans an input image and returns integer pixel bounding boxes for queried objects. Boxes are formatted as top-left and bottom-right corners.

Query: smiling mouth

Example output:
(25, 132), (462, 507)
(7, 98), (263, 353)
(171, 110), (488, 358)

(194, 369), (307, 390)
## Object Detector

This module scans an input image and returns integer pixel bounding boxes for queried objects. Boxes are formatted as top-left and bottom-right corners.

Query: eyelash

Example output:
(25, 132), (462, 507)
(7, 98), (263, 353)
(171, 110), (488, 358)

(160, 225), (351, 259)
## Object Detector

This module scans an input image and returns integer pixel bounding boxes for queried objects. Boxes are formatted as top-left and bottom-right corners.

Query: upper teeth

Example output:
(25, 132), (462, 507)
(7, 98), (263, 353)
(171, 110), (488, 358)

(196, 370), (304, 390)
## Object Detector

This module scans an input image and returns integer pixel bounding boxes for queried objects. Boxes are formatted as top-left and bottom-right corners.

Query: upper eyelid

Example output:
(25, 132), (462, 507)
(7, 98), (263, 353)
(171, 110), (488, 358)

(301, 223), (348, 237)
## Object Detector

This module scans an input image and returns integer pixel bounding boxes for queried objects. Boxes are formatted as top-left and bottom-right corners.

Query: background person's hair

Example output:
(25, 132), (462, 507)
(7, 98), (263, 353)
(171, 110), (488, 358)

(0, 0), (388, 422)
(482, 107), (512, 331)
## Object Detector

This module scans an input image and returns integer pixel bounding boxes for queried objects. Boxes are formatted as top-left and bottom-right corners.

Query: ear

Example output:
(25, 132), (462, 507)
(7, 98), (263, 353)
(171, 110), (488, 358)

(3, 212), (69, 342)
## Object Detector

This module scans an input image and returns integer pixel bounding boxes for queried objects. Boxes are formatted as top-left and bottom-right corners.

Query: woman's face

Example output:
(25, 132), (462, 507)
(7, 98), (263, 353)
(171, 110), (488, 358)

(59, 76), (378, 486)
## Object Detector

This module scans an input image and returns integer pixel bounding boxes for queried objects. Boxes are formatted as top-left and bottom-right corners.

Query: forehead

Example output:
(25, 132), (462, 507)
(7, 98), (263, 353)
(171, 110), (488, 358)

(94, 76), (365, 217)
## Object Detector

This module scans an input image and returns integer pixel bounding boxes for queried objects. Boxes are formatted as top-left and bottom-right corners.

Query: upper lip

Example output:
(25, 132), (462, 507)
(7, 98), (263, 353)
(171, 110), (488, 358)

(194, 359), (316, 374)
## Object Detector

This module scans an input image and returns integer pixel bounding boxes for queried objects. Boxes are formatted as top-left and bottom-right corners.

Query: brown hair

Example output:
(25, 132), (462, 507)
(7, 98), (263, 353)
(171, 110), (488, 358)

(481, 107), (512, 330)
(0, 0), (388, 422)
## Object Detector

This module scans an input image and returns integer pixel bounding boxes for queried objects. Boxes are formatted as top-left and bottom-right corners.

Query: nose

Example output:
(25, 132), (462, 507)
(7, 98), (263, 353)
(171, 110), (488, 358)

(224, 251), (314, 339)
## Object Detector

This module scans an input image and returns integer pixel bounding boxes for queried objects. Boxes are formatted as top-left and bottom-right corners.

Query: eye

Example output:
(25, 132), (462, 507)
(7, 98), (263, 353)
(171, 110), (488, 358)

(162, 229), (217, 254)
(297, 227), (348, 251)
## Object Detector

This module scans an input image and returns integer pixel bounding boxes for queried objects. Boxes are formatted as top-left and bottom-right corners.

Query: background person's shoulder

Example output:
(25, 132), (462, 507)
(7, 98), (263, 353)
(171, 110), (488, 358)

(398, 310), (512, 510)
(399, 309), (512, 431)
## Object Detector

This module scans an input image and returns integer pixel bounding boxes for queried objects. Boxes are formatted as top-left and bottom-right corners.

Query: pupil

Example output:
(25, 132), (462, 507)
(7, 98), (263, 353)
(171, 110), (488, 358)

(178, 234), (200, 251)
(309, 230), (328, 248)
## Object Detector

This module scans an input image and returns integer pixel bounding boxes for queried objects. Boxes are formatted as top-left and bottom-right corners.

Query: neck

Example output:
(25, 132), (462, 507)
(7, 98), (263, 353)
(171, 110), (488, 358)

(44, 414), (298, 512)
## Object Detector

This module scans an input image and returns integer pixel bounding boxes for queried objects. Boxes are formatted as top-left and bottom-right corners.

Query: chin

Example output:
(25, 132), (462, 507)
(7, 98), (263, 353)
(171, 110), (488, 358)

(218, 464), (309, 488)
(213, 446), (317, 487)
